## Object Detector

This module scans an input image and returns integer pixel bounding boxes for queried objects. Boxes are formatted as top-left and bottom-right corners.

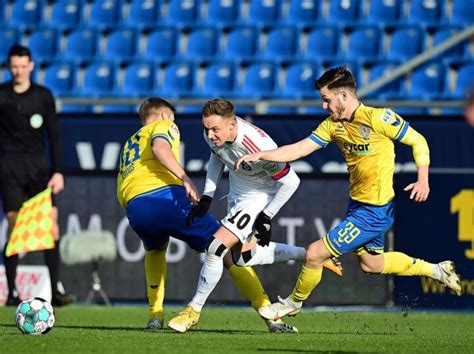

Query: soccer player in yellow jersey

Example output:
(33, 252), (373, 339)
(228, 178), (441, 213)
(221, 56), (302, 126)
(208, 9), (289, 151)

(117, 97), (298, 333)
(235, 66), (462, 320)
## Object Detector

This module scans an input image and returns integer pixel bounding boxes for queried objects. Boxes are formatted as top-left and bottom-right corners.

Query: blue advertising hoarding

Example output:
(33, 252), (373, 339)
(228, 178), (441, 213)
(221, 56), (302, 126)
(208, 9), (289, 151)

(394, 173), (474, 308)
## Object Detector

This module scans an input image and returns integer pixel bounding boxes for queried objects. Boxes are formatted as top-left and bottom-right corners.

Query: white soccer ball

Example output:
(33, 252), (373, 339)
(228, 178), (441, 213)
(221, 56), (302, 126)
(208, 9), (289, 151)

(15, 297), (55, 335)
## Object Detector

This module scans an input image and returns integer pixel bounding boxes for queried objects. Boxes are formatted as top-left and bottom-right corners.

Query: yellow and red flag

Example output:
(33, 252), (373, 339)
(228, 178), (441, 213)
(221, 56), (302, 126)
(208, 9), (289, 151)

(5, 188), (55, 257)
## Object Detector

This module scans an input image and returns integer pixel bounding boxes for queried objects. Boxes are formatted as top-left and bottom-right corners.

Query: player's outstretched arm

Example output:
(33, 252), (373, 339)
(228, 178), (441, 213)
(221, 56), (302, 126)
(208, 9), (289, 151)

(152, 138), (200, 204)
(234, 138), (319, 170)
(403, 165), (430, 202)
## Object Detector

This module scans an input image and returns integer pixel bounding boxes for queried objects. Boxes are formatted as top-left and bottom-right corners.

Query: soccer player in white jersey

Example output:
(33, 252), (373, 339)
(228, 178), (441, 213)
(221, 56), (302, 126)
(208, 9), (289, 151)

(168, 99), (342, 333)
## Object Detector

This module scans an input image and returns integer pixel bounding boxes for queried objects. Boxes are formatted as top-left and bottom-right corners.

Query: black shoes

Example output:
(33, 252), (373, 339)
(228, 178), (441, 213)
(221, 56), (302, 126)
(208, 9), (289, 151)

(5, 294), (21, 307)
(51, 293), (76, 307)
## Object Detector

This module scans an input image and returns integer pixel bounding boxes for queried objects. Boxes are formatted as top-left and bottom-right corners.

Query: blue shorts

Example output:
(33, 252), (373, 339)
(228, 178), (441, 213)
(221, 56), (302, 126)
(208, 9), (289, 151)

(324, 199), (395, 256)
(126, 186), (220, 251)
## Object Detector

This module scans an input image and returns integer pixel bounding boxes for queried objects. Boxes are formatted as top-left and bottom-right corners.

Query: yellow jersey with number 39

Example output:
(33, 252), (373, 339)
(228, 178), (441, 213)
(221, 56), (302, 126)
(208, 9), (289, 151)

(309, 103), (429, 206)
(117, 120), (182, 208)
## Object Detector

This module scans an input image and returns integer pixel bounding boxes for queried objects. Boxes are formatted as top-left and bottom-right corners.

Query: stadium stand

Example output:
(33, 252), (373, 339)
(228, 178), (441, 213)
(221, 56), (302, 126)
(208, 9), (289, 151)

(0, 0), (471, 112)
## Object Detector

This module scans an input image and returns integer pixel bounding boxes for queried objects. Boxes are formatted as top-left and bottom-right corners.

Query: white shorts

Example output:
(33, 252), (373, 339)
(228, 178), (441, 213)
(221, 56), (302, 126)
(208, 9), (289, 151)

(220, 192), (272, 244)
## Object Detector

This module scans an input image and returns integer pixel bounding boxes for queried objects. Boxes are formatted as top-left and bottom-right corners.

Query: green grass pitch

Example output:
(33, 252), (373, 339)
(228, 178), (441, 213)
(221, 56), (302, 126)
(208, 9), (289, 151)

(1, 305), (473, 353)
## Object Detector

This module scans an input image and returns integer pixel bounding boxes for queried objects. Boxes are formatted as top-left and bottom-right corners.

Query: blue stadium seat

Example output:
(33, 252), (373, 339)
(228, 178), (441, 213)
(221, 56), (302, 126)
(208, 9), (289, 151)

(405, 62), (445, 99)
(450, 0), (474, 26)
(45, 0), (82, 30)
(221, 26), (258, 62)
(144, 26), (177, 62)
(10, 0), (43, 29)
(449, 61), (474, 99)
(0, 27), (19, 60)
(195, 61), (236, 97)
(180, 26), (218, 60)
(43, 61), (76, 97)
(345, 26), (381, 62)
(326, 0), (360, 24)
(260, 25), (298, 62)
(80, 60), (115, 97)
(204, 0), (240, 27)
(247, 0), (280, 27)
(431, 26), (466, 60)
(283, 0), (320, 28)
(87, 0), (120, 29)
(364, 61), (403, 99)
(101, 28), (137, 62)
(28, 27), (59, 63)
(124, 0), (161, 29)
(63, 27), (98, 63)
(117, 60), (155, 97)
(386, 25), (424, 61)
(303, 25), (339, 61)
(405, 0), (443, 25)
(158, 61), (195, 98)
(364, 0), (402, 24)
(163, 0), (199, 27)
(236, 61), (276, 98)
(277, 61), (320, 99)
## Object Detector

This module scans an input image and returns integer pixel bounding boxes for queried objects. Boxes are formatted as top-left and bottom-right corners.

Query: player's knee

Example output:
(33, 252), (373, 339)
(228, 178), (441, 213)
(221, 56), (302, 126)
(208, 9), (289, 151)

(206, 236), (229, 259)
(305, 243), (326, 267)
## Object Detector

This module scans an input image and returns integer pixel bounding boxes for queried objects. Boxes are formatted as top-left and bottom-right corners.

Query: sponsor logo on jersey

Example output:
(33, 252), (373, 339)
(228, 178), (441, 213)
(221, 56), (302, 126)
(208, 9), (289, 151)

(381, 109), (395, 124)
(335, 123), (345, 133)
(343, 141), (371, 154)
(359, 124), (371, 140)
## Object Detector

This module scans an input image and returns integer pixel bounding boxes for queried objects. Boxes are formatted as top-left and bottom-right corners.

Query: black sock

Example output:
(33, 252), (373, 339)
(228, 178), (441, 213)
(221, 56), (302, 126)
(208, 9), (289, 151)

(3, 246), (19, 297)
(44, 241), (61, 296)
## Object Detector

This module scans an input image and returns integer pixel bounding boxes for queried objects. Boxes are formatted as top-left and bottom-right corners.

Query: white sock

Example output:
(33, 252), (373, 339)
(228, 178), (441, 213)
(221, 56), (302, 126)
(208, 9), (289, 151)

(188, 253), (224, 312)
(244, 242), (305, 266)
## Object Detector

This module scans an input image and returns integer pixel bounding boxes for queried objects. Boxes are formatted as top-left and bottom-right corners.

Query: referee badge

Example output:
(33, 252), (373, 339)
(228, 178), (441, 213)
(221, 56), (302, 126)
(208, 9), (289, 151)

(359, 124), (371, 140)
(30, 114), (43, 129)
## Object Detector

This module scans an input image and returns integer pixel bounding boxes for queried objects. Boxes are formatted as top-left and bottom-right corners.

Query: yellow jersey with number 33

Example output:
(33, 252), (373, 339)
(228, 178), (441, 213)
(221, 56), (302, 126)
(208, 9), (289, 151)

(117, 120), (182, 208)
(309, 103), (425, 206)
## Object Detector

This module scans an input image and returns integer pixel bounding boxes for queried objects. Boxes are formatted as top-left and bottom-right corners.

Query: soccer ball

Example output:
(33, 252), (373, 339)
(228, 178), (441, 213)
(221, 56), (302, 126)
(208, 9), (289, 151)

(15, 297), (55, 335)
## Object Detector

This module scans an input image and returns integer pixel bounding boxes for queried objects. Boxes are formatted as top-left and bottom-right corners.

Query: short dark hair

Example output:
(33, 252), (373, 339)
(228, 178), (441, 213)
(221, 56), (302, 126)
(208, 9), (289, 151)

(8, 44), (32, 62)
(138, 97), (175, 123)
(315, 66), (356, 92)
(202, 99), (235, 118)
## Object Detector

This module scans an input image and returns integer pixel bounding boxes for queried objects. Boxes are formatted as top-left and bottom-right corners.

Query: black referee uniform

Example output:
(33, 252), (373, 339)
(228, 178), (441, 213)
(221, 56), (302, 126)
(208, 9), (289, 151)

(0, 81), (69, 305)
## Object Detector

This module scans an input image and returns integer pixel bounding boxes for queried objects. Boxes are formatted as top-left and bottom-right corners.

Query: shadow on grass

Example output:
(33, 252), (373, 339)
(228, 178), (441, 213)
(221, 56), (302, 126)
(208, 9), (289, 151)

(1, 323), (262, 334)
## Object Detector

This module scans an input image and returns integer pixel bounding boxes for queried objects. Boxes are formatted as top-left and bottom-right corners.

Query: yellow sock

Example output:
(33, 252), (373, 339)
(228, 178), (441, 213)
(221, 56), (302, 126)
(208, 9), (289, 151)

(145, 249), (166, 320)
(291, 265), (322, 302)
(228, 264), (271, 310)
(382, 252), (434, 277)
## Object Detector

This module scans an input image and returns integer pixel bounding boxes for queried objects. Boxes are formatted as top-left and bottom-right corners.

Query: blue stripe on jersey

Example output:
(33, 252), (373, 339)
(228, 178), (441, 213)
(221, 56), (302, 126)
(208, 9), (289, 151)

(151, 134), (171, 145)
(309, 133), (329, 147)
(395, 121), (410, 141)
